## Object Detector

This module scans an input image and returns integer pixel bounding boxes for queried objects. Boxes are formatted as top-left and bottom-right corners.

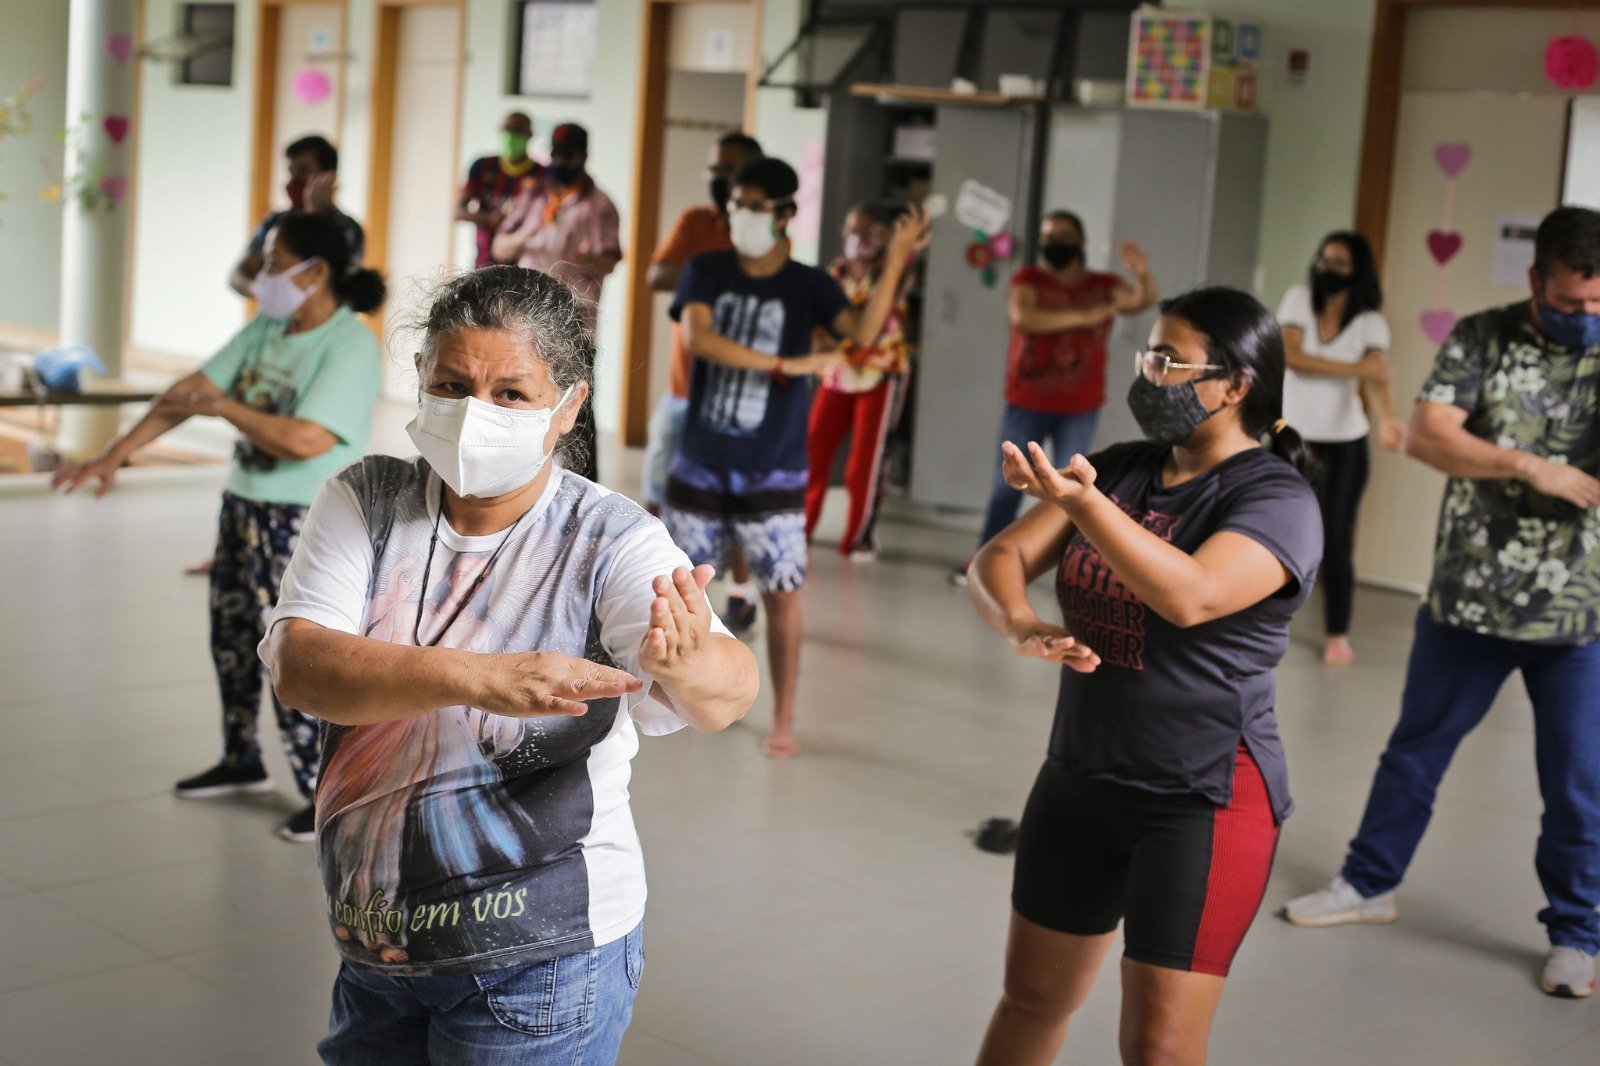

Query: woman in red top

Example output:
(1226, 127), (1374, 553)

(953, 211), (1157, 584)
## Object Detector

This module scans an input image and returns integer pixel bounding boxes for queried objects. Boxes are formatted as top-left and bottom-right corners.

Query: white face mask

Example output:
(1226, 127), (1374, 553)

(728, 207), (779, 259)
(253, 258), (321, 320)
(407, 384), (578, 499)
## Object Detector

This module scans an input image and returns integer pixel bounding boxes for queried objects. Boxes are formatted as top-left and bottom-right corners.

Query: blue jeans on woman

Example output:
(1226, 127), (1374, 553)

(977, 404), (1100, 547)
(319, 924), (644, 1065)
(1341, 613), (1600, 952)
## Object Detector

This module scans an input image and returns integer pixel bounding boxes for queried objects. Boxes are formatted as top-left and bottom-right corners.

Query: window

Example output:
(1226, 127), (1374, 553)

(178, 3), (236, 88)
(511, 0), (598, 99)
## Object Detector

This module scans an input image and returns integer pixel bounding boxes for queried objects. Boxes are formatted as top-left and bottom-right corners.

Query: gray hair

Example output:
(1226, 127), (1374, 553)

(414, 266), (596, 468)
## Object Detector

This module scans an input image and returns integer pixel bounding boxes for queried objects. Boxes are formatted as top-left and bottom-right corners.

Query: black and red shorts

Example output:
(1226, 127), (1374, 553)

(1012, 744), (1279, 976)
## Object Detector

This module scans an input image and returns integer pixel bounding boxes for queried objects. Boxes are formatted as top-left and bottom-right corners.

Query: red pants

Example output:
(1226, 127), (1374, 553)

(804, 376), (906, 554)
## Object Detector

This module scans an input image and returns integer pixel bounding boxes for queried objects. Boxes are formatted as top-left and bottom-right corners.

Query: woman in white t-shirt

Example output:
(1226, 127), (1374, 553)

(257, 267), (758, 1064)
(1277, 231), (1402, 665)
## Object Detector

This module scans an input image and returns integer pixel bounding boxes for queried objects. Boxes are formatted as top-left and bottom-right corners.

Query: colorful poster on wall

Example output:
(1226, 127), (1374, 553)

(1129, 15), (1207, 107)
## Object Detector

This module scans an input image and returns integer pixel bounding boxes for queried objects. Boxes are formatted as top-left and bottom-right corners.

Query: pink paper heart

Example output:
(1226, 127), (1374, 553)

(102, 115), (129, 145)
(1420, 308), (1457, 345)
(105, 33), (133, 64)
(99, 173), (127, 204)
(293, 69), (332, 105)
(1426, 229), (1462, 266)
(1434, 142), (1471, 179)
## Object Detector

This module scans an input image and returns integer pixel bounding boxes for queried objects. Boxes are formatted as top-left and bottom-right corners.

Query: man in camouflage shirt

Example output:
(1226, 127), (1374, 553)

(1284, 207), (1600, 999)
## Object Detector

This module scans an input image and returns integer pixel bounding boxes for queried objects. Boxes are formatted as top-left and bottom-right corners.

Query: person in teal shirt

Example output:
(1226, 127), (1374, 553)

(54, 212), (386, 842)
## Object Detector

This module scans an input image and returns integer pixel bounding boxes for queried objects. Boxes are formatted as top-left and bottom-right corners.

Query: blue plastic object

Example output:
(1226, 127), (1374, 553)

(33, 345), (107, 393)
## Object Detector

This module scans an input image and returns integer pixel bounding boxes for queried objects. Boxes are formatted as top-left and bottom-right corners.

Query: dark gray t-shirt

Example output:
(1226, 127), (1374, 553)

(1049, 442), (1323, 821)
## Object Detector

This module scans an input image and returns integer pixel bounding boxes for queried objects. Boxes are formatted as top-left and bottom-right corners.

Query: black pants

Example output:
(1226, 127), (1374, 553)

(1308, 436), (1369, 636)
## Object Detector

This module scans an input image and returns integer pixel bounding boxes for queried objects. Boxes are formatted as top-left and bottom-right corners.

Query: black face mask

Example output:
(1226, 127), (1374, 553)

(1041, 243), (1084, 271)
(550, 164), (581, 186)
(1127, 374), (1221, 446)
(1311, 268), (1354, 299)
(709, 178), (732, 212)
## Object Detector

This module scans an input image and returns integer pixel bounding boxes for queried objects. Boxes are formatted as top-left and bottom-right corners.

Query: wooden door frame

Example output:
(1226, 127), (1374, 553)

(364, 0), (467, 281)
(1356, 0), (1600, 271)
(619, 0), (763, 447)
(248, 0), (350, 245)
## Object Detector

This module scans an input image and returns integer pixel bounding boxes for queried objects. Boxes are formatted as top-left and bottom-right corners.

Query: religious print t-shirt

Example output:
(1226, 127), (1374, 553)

(670, 250), (852, 473)
(199, 305), (382, 507)
(262, 456), (729, 977)
(1049, 442), (1323, 822)
(1005, 266), (1122, 416)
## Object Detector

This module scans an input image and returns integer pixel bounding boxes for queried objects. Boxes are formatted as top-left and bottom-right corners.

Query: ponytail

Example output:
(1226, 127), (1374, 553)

(269, 211), (388, 315)
(1267, 419), (1321, 486)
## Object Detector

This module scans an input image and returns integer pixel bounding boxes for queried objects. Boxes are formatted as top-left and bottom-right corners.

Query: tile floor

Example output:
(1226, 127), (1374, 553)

(2, 424), (1598, 1064)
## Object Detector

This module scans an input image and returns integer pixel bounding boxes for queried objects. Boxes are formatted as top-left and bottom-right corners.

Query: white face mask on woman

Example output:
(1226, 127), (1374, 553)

(407, 384), (578, 499)
(253, 257), (321, 320)
(728, 207), (781, 259)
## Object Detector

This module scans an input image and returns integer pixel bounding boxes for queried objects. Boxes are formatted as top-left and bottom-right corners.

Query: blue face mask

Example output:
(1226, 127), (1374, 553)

(1538, 301), (1600, 350)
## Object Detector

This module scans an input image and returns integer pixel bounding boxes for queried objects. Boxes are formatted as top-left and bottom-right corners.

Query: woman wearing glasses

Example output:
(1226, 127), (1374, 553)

(968, 287), (1322, 1066)
(1278, 231), (1400, 665)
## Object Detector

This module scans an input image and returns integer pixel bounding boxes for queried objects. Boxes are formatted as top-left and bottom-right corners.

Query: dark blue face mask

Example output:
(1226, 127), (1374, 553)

(1538, 301), (1600, 350)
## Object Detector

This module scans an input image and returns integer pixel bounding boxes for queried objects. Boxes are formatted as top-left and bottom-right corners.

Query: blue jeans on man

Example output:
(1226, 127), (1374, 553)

(1342, 612), (1600, 953)
(978, 404), (1100, 546)
(318, 924), (643, 1065)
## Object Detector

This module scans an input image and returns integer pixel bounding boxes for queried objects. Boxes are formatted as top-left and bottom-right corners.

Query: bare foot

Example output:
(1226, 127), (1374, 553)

(183, 557), (214, 577)
(1323, 636), (1355, 666)
(763, 731), (800, 759)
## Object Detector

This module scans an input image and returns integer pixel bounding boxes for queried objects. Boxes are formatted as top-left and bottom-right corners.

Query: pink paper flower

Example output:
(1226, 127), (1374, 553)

(1546, 35), (1599, 91)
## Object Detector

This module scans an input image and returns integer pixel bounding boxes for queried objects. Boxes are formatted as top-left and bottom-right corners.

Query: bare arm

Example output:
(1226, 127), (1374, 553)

(455, 185), (502, 229)
(1113, 240), (1158, 314)
(636, 566), (757, 730)
(162, 376), (338, 461)
(229, 248), (262, 298)
(1005, 443), (1293, 629)
(830, 206), (930, 345)
(647, 261), (682, 293)
(681, 303), (845, 378)
(1282, 325), (1391, 381)
(1408, 401), (1600, 507)
(264, 618), (643, 726)
(49, 370), (213, 494)
(1009, 282), (1115, 333)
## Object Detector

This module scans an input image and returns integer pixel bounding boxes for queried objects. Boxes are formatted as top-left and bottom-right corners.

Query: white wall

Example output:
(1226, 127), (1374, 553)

(0, 0), (70, 332)
(1185, 0), (1378, 302)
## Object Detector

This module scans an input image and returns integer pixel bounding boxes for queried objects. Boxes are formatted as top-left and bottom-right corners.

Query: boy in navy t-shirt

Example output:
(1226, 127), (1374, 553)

(664, 156), (927, 757)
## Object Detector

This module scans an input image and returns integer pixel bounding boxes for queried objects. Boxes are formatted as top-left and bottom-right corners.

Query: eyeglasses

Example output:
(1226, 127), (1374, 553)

(1134, 350), (1229, 386)
(1312, 257), (1353, 273)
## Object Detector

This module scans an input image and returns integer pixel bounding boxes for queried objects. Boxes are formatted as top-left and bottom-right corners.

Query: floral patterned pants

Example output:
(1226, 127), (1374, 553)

(210, 491), (318, 797)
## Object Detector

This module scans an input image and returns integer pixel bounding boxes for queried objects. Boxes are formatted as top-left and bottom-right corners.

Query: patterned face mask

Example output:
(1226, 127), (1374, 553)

(1126, 373), (1222, 445)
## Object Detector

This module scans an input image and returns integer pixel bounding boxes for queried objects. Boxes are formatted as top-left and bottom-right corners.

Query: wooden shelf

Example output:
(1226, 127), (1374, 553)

(849, 82), (1052, 108)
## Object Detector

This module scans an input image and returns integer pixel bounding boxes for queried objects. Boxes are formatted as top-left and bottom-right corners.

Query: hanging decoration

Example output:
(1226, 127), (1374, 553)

(105, 34), (134, 65)
(0, 75), (63, 210)
(964, 229), (1015, 289)
(102, 114), (129, 145)
(292, 68), (333, 105)
(1420, 141), (1471, 345)
(1545, 34), (1599, 91)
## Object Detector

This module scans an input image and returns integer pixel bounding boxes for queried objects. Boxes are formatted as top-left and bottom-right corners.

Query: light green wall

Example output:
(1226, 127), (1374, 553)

(0, 0), (70, 331)
(1185, 0), (1379, 301)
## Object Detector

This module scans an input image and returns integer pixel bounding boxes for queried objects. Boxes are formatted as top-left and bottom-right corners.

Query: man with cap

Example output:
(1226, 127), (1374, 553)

(494, 122), (622, 482)
(456, 111), (542, 269)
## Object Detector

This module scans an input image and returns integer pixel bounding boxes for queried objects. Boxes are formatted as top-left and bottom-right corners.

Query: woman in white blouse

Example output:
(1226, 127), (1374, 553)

(1278, 231), (1403, 666)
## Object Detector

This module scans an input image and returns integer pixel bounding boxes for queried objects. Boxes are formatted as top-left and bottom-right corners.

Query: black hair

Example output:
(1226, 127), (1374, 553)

(847, 197), (909, 228)
(1311, 230), (1383, 331)
(285, 135), (338, 173)
(416, 266), (594, 471)
(732, 157), (799, 212)
(1158, 286), (1319, 485)
(1534, 206), (1600, 278)
(269, 212), (386, 315)
(1044, 209), (1086, 242)
(717, 132), (763, 158)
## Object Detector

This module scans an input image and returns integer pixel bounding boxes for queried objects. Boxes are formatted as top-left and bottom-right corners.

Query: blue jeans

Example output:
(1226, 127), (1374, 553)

(1342, 613), (1600, 952)
(641, 395), (688, 508)
(978, 404), (1100, 546)
(319, 924), (644, 1065)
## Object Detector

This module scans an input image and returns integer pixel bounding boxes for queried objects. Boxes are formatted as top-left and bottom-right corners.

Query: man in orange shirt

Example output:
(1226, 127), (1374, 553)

(645, 132), (763, 630)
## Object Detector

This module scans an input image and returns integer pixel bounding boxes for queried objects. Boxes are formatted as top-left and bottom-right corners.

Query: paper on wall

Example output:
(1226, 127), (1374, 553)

(954, 180), (1012, 235)
(1491, 213), (1540, 288)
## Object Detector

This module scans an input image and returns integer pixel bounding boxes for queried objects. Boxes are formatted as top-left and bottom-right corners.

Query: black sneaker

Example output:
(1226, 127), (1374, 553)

(174, 761), (272, 799)
(725, 593), (758, 636)
(278, 805), (316, 843)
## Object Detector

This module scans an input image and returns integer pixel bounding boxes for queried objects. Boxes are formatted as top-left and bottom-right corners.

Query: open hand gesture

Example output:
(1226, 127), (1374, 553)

(639, 565), (718, 683)
(888, 203), (932, 259)
(305, 172), (338, 213)
(1001, 441), (1098, 510)
(1119, 239), (1150, 277)
(1008, 617), (1100, 673)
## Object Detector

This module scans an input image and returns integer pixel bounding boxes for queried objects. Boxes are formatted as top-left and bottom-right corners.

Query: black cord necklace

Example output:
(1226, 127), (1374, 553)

(412, 480), (535, 648)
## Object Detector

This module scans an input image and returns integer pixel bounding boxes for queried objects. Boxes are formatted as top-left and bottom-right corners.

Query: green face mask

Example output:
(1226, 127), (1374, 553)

(502, 132), (530, 160)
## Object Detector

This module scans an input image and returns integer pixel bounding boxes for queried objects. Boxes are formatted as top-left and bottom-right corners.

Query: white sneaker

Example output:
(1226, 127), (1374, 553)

(1541, 946), (1597, 998)
(1280, 877), (1399, 927)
